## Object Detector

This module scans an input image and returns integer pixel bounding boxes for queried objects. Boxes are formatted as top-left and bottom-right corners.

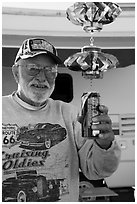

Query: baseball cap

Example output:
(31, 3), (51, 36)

(14, 38), (62, 64)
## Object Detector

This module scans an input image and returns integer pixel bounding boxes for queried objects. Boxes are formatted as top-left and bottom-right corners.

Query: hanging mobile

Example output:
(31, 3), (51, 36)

(64, 2), (122, 138)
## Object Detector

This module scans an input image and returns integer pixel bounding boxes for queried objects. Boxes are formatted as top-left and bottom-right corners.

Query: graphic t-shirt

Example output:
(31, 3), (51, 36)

(2, 92), (121, 202)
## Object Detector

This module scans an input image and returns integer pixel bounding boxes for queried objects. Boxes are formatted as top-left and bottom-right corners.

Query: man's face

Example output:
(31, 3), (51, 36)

(16, 54), (57, 106)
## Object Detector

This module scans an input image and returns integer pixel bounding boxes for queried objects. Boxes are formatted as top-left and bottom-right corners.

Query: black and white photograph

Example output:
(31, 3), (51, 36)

(2, 1), (135, 202)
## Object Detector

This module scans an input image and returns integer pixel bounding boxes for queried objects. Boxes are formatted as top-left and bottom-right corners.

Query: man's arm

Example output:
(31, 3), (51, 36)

(74, 105), (121, 180)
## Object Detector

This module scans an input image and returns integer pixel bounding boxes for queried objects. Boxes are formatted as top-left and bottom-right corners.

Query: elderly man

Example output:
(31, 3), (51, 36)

(2, 38), (121, 202)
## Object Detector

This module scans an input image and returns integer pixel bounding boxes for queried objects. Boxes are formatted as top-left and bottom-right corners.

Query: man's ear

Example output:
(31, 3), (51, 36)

(12, 64), (19, 83)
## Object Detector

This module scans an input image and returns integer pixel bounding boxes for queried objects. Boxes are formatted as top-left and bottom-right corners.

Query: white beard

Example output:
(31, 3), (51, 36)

(17, 84), (55, 106)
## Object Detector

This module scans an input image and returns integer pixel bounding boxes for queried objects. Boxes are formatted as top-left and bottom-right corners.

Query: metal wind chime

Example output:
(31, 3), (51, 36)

(64, 2), (122, 138)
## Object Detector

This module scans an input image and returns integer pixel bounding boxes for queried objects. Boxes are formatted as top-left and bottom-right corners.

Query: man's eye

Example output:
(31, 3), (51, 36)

(30, 68), (37, 71)
(28, 67), (39, 75)
(30, 68), (39, 73)
(27, 64), (37, 69)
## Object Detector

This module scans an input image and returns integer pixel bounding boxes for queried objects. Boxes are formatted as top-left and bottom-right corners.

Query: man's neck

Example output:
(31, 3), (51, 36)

(16, 91), (47, 107)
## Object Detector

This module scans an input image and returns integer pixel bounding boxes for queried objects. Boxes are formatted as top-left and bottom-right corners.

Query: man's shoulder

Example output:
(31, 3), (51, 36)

(2, 94), (11, 100)
(2, 94), (12, 104)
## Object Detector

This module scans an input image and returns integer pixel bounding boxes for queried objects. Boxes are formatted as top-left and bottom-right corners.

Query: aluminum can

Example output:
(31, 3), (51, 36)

(81, 92), (100, 138)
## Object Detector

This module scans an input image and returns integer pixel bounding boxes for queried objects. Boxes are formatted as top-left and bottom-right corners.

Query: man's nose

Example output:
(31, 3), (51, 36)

(36, 69), (46, 82)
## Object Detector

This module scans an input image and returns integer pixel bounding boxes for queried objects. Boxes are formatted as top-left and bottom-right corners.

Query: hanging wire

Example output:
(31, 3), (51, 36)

(90, 79), (93, 88)
(90, 35), (94, 46)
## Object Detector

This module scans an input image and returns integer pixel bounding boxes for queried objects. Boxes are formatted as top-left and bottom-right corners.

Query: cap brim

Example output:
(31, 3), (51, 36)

(17, 51), (62, 65)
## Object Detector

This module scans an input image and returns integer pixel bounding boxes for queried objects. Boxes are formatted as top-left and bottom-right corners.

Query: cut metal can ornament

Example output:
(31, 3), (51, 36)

(66, 2), (122, 33)
(64, 45), (119, 80)
(64, 2), (121, 80)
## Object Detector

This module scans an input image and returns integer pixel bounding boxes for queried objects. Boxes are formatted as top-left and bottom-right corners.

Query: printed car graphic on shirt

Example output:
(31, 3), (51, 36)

(2, 170), (63, 202)
(17, 123), (67, 150)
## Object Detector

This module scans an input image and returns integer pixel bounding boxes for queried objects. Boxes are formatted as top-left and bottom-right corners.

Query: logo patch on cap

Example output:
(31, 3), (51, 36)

(14, 38), (62, 64)
(30, 39), (54, 54)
